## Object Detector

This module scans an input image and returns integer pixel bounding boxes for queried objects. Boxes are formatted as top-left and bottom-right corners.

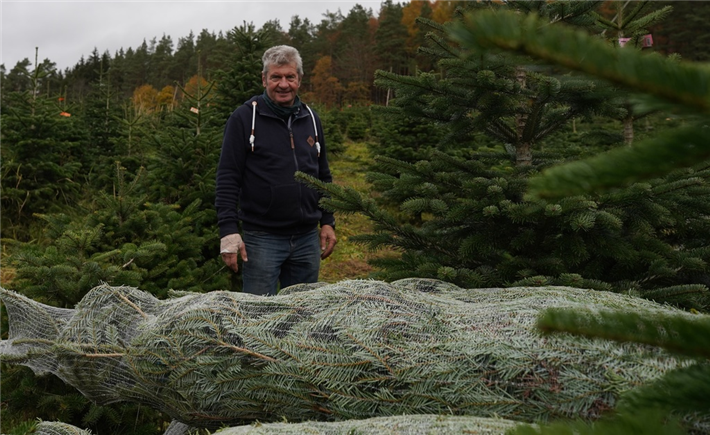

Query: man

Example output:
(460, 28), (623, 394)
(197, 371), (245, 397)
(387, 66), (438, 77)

(215, 45), (337, 296)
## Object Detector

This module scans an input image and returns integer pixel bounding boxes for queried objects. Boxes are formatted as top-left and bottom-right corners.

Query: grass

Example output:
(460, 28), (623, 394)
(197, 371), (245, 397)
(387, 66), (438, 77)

(0, 244), (16, 288)
(0, 265), (15, 288)
(318, 140), (392, 283)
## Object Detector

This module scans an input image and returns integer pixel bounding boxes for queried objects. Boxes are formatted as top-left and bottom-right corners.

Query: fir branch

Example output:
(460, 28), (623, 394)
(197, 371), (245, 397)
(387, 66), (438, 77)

(620, 1), (651, 29)
(624, 7), (673, 37)
(449, 10), (710, 114)
(538, 308), (710, 359)
(116, 291), (148, 320)
(526, 125), (710, 199)
(618, 363), (710, 415)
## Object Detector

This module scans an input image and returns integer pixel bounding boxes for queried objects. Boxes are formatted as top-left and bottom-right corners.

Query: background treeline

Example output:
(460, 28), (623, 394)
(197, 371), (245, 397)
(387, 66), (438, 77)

(1, 1), (460, 109)
(2, 1), (710, 434)
(1, 1), (708, 109)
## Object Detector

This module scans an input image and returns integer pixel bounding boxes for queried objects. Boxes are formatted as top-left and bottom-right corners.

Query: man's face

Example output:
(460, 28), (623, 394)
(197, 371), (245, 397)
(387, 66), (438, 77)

(262, 62), (301, 107)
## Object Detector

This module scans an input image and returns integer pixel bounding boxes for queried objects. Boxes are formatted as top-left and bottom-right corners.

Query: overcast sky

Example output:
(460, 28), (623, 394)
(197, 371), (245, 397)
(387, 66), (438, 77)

(2, 0), (377, 72)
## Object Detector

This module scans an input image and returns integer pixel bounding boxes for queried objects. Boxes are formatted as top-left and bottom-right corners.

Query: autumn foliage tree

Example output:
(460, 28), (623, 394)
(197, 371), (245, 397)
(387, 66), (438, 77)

(156, 85), (177, 110)
(308, 56), (343, 108)
(132, 84), (159, 114)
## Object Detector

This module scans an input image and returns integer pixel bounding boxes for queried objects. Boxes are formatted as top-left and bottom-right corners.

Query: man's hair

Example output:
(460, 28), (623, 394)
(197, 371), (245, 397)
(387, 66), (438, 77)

(262, 45), (304, 77)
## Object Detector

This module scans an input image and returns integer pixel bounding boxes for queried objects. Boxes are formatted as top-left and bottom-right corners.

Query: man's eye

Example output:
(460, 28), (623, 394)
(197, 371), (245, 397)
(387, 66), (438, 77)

(270, 75), (297, 82)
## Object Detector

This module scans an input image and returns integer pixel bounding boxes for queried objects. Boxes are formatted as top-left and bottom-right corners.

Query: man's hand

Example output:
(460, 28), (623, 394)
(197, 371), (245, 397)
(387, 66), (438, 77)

(320, 225), (337, 259)
(220, 233), (248, 272)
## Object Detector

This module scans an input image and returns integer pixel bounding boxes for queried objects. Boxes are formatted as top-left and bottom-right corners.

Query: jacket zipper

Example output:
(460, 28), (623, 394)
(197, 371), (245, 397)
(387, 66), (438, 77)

(287, 115), (299, 171)
(287, 114), (304, 221)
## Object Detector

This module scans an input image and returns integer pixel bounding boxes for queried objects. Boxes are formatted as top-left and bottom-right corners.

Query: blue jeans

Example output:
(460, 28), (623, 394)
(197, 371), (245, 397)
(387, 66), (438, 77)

(241, 229), (321, 296)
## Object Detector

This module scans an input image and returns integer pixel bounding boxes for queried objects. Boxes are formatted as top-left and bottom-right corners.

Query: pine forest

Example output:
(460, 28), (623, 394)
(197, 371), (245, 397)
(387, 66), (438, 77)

(1, 1), (710, 434)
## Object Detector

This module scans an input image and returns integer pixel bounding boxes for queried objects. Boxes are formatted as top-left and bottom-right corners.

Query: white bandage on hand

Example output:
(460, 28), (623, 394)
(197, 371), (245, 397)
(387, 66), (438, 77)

(220, 233), (243, 254)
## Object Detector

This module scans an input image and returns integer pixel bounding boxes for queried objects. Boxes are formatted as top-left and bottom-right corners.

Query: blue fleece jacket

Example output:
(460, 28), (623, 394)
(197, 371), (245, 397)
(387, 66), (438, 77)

(215, 95), (335, 238)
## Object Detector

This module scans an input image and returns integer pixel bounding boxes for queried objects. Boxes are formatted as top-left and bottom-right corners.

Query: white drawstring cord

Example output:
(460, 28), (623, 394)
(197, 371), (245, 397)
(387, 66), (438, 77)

(250, 100), (320, 157)
(305, 105), (321, 157)
(250, 101), (257, 152)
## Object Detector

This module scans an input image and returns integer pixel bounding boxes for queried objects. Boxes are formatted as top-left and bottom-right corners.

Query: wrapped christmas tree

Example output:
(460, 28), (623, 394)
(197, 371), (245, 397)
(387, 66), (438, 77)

(34, 414), (522, 435)
(0, 279), (695, 431)
(33, 421), (92, 435)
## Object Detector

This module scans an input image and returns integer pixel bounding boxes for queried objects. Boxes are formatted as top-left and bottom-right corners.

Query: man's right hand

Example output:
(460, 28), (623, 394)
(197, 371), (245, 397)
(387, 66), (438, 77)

(220, 233), (248, 272)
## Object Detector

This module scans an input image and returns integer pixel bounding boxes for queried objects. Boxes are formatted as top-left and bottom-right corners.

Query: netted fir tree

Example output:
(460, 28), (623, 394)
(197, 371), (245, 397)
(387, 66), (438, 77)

(449, 8), (710, 435)
(3, 279), (706, 433)
(297, 1), (710, 311)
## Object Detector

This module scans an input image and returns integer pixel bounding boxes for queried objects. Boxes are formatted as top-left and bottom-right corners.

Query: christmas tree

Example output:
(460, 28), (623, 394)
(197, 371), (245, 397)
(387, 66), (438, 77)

(299, 1), (710, 310)
(2, 279), (704, 433)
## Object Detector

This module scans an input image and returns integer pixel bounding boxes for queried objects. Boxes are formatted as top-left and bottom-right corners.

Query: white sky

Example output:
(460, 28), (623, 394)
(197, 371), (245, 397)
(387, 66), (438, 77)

(1, 0), (377, 72)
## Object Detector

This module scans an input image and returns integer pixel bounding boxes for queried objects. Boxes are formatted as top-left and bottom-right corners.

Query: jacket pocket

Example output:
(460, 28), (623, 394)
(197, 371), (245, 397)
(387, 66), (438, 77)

(262, 183), (302, 221)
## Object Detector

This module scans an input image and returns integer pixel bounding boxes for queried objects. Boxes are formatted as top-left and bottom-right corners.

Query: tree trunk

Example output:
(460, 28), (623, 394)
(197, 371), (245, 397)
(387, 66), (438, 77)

(516, 141), (533, 166)
(624, 115), (634, 145)
(515, 66), (531, 166)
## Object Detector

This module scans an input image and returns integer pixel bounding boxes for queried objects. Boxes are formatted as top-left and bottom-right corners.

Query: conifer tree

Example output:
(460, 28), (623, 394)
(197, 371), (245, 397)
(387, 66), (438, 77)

(0, 64), (7, 103)
(298, 1), (710, 310)
(334, 4), (377, 91)
(2, 148), (225, 435)
(374, 1), (610, 166)
(2, 280), (701, 432)
(448, 8), (710, 433)
(150, 34), (175, 87)
(0, 49), (87, 240)
(213, 22), (274, 122)
(79, 58), (127, 190)
(287, 16), (316, 67)
(375, 0), (409, 77)
(1, 58), (33, 93)
(651, 1), (710, 62)
(142, 66), (223, 275)
(1, 55), (227, 435)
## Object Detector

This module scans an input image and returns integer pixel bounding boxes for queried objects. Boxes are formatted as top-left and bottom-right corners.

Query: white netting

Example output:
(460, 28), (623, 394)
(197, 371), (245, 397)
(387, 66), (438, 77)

(0, 279), (696, 431)
(217, 414), (523, 434)
(34, 421), (93, 435)
(31, 414), (523, 435)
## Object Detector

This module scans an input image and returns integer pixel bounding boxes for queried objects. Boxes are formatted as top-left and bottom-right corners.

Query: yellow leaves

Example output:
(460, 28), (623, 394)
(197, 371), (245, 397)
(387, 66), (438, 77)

(309, 56), (343, 109)
(183, 75), (212, 99)
(344, 81), (370, 106)
(156, 85), (177, 110)
(401, 1), (425, 39)
(131, 77), (203, 113)
(132, 84), (158, 114)
(431, 1), (458, 24)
